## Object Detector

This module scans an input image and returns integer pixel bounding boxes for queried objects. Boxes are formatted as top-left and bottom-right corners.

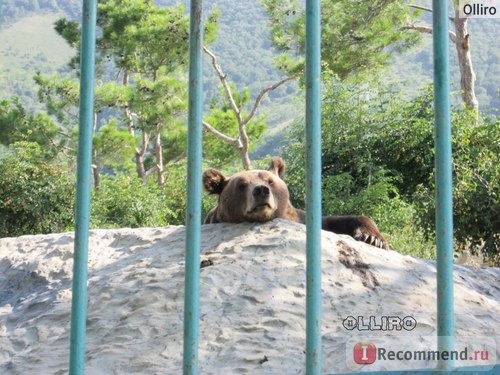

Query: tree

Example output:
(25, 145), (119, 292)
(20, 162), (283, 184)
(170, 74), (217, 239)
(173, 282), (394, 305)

(50, 0), (219, 185)
(94, 0), (218, 184)
(404, 2), (479, 120)
(262, 0), (421, 79)
(202, 47), (292, 169)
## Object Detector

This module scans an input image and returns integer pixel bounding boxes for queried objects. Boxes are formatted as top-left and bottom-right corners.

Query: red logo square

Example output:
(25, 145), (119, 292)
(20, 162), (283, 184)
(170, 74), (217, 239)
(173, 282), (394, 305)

(353, 342), (377, 364)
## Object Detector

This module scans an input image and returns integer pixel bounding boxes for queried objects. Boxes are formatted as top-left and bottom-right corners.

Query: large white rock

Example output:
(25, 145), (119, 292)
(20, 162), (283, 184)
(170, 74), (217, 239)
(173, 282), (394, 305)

(0, 220), (498, 374)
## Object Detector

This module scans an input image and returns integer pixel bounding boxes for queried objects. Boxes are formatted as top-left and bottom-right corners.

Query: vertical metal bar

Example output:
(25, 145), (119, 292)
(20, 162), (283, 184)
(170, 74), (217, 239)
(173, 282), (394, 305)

(432, 0), (455, 370)
(69, 0), (97, 374)
(0, 1), (4, 28)
(305, 0), (322, 374)
(183, 1), (204, 374)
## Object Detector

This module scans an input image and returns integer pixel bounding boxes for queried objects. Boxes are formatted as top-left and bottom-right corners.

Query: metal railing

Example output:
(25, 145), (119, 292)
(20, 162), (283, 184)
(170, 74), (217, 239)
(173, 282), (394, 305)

(67, 0), (469, 374)
(69, 0), (97, 373)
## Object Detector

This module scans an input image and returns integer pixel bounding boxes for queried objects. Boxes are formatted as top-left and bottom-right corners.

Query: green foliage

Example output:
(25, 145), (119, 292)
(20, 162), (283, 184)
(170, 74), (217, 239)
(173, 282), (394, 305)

(2, 0), (496, 266)
(0, 142), (75, 237)
(90, 161), (218, 228)
(283, 79), (498, 261)
(34, 72), (79, 128)
(452, 117), (499, 256)
(370, 86), (435, 196)
(95, 81), (134, 109)
(284, 133), (435, 258)
(262, 0), (421, 79)
(37, 1), (215, 183)
(0, 142), (219, 235)
(2, 0), (499, 123)
(321, 171), (435, 258)
(414, 114), (500, 261)
(0, 97), (64, 159)
(91, 174), (174, 228)
(93, 119), (136, 173)
(54, 18), (80, 48)
(131, 73), (188, 130)
(97, 1), (189, 73)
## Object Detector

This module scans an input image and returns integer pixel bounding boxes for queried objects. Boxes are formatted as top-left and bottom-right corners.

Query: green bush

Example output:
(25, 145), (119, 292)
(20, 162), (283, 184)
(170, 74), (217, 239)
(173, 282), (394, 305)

(90, 161), (219, 229)
(414, 114), (500, 262)
(282, 81), (499, 261)
(0, 142), (75, 237)
(91, 174), (170, 229)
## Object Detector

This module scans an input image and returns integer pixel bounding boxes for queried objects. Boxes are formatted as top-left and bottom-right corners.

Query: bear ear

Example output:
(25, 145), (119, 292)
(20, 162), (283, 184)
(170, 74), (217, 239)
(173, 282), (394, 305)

(203, 168), (228, 195)
(268, 157), (286, 179)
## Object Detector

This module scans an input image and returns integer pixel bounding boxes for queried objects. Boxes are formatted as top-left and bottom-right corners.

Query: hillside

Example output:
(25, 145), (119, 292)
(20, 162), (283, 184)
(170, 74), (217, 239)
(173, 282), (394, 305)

(0, 0), (80, 24)
(0, 13), (74, 111)
(0, 1), (498, 156)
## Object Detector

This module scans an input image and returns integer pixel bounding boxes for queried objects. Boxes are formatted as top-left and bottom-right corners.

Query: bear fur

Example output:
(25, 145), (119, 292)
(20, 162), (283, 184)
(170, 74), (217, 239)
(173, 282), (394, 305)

(203, 157), (389, 250)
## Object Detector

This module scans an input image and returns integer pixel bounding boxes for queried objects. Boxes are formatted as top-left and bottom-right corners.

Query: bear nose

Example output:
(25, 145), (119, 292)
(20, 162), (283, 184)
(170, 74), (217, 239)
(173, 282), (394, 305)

(253, 185), (270, 197)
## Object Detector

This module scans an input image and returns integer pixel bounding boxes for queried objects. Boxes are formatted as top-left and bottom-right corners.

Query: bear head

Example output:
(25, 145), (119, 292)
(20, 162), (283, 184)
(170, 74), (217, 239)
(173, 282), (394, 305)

(202, 157), (298, 224)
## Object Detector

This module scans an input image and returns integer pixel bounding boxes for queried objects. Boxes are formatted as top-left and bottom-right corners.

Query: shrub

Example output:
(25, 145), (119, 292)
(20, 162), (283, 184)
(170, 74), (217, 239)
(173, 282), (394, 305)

(0, 142), (75, 237)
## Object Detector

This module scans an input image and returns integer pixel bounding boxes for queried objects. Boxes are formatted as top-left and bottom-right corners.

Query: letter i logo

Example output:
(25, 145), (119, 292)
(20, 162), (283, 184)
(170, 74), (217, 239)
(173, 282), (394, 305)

(353, 342), (377, 364)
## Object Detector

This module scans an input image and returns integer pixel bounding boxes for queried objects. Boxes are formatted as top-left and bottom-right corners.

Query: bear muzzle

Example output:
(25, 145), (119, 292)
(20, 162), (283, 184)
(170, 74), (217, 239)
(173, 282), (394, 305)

(246, 184), (277, 216)
(252, 185), (270, 198)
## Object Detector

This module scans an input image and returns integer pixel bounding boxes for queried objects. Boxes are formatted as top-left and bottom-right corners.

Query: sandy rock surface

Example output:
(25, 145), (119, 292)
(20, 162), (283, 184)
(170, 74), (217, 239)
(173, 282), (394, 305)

(0, 220), (498, 374)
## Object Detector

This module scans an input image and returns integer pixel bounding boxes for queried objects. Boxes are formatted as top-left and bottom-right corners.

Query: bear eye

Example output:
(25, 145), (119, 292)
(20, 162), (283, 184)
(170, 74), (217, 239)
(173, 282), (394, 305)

(268, 178), (274, 185)
(238, 182), (248, 191)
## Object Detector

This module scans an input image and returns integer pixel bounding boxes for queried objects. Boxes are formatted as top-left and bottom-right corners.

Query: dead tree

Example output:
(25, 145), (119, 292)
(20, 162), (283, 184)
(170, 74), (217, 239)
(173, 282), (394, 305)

(404, 4), (479, 122)
(203, 47), (293, 169)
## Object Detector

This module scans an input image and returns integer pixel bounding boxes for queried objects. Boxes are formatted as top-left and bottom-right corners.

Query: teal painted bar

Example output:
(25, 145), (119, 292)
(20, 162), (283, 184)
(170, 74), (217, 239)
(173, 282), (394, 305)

(69, 0), (97, 374)
(183, 1), (204, 374)
(432, 0), (455, 370)
(305, 0), (322, 374)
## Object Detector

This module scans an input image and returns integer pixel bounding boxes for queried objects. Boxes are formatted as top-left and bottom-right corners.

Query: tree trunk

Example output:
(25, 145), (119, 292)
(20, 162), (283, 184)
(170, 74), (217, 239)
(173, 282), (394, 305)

(405, 5), (479, 123)
(92, 112), (100, 189)
(122, 71), (150, 180)
(123, 72), (135, 136)
(239, 145), (252, 170)
(454, 10), (479, 121)
(92, 160), (100, 190)
(154, 124), (165, 186)
(136, 131), (148, 182)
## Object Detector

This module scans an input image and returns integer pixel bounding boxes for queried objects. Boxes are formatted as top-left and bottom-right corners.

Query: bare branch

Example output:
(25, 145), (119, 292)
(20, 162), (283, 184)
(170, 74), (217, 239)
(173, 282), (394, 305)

(243, 76), (294, 126)
(402, 24), (433, 34)
(402, 24), (457, 44)
(202, 120), (242, 148)
(203, 46), (243, 124)
(408, 4), (432, 13)
(407, 4), (455, 22)
(161, 151), (187, 175)
(144, 165), (158, 179)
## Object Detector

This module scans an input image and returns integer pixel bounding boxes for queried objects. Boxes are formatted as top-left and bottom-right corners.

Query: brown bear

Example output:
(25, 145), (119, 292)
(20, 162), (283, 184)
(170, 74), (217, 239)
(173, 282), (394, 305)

(203, 156), (389, 250)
